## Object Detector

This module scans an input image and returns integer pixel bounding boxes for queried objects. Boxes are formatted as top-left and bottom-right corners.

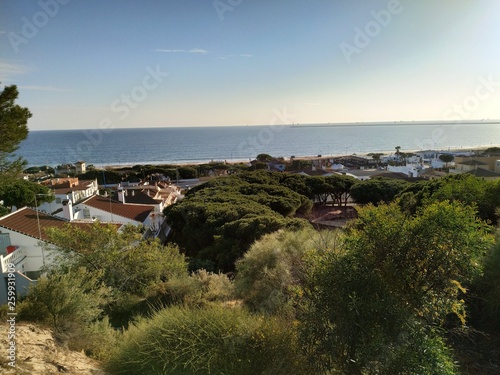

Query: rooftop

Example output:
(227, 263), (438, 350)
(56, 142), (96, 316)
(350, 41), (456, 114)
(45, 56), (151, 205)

(465, 168), (500, 178)
(43, 178), (97, 194)
(456, 159), (488, 166)
(81, 196), (154, 223)
(112, 190), (160, 205)
(0, 207), (102, 242)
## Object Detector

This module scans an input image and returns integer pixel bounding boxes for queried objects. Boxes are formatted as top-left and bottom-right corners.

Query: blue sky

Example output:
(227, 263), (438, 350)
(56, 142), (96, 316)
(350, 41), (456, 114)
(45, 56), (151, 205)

(1, 0), (499, 130)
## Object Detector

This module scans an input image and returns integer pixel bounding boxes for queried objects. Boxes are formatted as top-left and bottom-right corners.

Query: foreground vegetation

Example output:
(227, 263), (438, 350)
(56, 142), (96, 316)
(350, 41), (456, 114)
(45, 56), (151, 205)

(4, 182), (497, 373)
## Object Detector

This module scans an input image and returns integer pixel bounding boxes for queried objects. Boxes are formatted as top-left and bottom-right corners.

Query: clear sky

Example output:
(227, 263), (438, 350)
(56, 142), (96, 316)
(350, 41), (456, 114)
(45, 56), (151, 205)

(1, 0), (499, 130)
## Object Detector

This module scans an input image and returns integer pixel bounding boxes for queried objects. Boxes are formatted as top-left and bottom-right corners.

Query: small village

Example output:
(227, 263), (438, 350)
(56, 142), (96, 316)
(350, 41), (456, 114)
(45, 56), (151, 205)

(1, 146), (500, 305)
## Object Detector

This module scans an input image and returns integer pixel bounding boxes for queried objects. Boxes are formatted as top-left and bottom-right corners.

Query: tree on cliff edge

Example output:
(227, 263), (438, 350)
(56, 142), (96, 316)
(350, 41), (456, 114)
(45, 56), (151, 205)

(0, 83), (32, 180)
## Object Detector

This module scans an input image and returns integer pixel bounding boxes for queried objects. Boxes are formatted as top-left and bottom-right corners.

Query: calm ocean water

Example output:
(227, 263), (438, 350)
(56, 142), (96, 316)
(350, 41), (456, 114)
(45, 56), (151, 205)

(16, 122), (500, 167)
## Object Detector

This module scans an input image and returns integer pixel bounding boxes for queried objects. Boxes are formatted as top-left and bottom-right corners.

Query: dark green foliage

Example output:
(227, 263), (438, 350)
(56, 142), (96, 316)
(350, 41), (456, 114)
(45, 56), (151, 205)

(397, 174), (500, 223)
(471, 229), (500, 332)
(256, 153), (273, 161)
(350, 177), (409, 205)
(45, 223), (187, 296)
(0, 178), (52, 209)
(105, 306), (311, 375)
(0, 205), (8, 216)
(287, 158), (312, 171)
(23, 166), (40, 174)
(78, 169), (123, 184)
(299, 201), (490, 374)
(346, 201), (491, 322)
(237, 170), (282, 185)
(304, 174), (356, 206)
(279, 174), (312, 198)
(235, 228), (342, 316)
(439, 153), (455, 164)
(164, 171), (312, 271)
(382, 323), (458, 375)
(24, 165), (55, 174)
(300, 249), (410, 374)
(18, 267), (111, 332)
(0, 84), (31, 179)
(177, 166), (197, 179)
(483, 147), (500, 155)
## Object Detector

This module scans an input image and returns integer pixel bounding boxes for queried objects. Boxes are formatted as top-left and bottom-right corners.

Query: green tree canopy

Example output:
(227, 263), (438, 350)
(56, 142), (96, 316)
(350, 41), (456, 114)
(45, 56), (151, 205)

(397, 173), (500, 223)
(439, 153), (455, 164)
(235, 228), (341, 316)
(45, 223), (187, 296)
(0, 84), (32, 179)
(256, 153), (273, 162)
(164, 171), (312, 271)
(350, 177), (409, 205)
(299, 200), (491, 374)
(0, 178), (52, 209)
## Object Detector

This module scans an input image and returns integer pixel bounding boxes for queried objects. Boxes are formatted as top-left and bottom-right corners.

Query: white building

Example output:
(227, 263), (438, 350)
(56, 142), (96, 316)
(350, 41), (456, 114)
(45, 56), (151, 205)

(74, 161), (86, 174)
(0, 207), (123, 303)
(387, 164), (422, 178)
(38, 178), (98, 214)
(71, 192), (167, 237)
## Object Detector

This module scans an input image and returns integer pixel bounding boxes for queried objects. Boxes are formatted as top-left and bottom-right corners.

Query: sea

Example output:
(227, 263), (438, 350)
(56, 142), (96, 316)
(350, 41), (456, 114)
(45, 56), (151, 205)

(16, 121), (500, 167)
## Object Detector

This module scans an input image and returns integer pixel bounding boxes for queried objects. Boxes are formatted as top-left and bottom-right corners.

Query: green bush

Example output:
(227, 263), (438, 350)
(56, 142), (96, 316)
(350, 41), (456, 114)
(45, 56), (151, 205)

(189, 269), (235, 303)
(235, 228), (342, 316)
(68, 316), (121, 361)
(383, 323), (458, 375)
(472, 229), (500, 332)
(17, 267), (111, 332)
(163, 270), (234, 307)
(105, 306), (311, 375)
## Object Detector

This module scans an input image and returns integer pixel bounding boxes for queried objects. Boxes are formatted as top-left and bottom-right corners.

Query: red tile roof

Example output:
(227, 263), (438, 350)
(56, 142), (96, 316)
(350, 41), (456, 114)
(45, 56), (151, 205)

(0, 207), (112, 242)
(82, 196), (154, 223)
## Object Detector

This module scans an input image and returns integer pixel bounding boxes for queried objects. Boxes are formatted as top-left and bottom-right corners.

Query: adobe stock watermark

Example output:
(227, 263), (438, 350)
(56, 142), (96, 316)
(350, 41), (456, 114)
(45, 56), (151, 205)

(415, 75), (500, 150)
(7, 0), (72, 53)
(6, 263), (17, 368)
(237, 107), (296, 159)
(340, 0), (408, 63)
(63, 65), (169, 164)
(213, 0), (243, 21)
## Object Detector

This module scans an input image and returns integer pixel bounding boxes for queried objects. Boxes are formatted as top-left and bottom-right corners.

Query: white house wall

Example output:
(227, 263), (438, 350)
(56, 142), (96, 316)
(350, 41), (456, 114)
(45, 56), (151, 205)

(71, 204), (142, 226)
(0, 229), (54, 276)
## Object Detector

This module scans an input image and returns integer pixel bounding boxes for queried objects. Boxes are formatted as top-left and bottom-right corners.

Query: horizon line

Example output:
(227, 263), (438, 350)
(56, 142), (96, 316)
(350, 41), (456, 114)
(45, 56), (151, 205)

(29, 119), (500, 131)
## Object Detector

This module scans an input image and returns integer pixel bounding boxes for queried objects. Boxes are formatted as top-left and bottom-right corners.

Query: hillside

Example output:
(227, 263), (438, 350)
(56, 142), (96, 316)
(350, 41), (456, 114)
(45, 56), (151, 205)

(0, 322), (104, 375)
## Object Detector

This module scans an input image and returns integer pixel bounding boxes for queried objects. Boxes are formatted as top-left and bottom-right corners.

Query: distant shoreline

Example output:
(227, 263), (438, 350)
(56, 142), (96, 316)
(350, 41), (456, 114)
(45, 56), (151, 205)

(96, 144), (500, 171)
(291, 120), (500, 128)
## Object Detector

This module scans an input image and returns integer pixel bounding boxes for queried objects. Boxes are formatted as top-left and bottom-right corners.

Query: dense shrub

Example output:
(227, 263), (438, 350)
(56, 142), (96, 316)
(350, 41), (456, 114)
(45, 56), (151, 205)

(471, 229), (500, 332)
(164, 270), (235, 307)
(67, 317), (121, 361)
(105, 306), (311, 375)
(235, 228), (341, 315)
(299, 201), (490, 374)
(164, 172), (312, 271)
(18, 268), (111, 332)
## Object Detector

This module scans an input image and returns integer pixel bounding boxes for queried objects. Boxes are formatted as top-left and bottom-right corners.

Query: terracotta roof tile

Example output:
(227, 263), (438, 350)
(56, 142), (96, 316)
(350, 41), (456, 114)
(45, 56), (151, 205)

(0, 207), (115, 241)
(82, 196), (154, 223)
